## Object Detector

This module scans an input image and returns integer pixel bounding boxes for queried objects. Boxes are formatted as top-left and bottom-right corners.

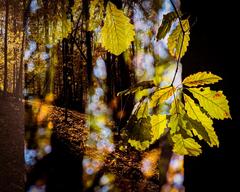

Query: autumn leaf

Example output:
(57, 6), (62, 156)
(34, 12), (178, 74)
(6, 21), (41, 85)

(168, 99), (186, 135)
(184, 94), (219, 146)
(128, 139), (151, 151)
(49, 17), (73, 45)
(136, 101), (149, 119)
(184, 94), (213, 126)
(168, 19), (190, 58)
(150, 114), (167, 142)
(188, 87), (231, 120)
(157, 12), (177, 40)
(172, 134), (202, 156)
(149, 86), (175, 108)
(168, 114), (185, 134)
(100, 2), (135, 55)
(185, 117), (210, 142)
(183, 72), (222, 87)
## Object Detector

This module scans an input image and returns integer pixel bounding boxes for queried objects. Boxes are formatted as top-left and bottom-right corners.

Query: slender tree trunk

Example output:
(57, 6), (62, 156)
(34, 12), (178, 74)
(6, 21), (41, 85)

(43, 0), (51, 96)
(3, 0), (9, 96)
(17, 33), (25, 98)
(13, 55), (16, 95)
(13, 4), (17, 95)
(82, 0), (93, 88)
(62, 38), (69, 121)
(17, 0), (26, 98)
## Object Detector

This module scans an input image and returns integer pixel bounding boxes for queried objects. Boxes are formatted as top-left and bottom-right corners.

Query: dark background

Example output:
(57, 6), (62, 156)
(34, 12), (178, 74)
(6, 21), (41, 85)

(181, 0), (239, 191)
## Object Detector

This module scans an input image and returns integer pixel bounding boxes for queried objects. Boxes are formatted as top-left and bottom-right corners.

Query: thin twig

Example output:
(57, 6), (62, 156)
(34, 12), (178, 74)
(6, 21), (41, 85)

(73, 38), (87, 62)
(169, 0), (184, 33)
(171, 33), (185, 86)
(169, 0), (186, 86)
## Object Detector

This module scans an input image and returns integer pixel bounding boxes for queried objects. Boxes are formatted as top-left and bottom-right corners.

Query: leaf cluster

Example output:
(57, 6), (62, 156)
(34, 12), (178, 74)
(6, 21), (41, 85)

(121, 72), (231, 156)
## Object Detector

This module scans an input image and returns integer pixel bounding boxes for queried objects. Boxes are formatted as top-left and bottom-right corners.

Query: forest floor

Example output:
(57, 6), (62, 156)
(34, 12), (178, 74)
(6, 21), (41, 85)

(26, 102), (163, 192)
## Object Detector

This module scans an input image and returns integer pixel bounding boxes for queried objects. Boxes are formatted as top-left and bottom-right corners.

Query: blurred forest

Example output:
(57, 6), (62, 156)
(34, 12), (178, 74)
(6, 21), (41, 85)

(0, 0), (236, 192)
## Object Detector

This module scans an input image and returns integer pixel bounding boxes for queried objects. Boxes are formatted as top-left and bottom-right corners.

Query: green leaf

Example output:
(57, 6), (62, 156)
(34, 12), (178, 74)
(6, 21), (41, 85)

(168, 99), (187, 134)
(100, 2), (135, 55)
(157, 12), (177, 40)
(183, 72), (222, 87)
(168, 114), (183, 134)
(185, 116), (211, 144)
(168, 19), (190, 58)
(184, 94), (219, 146)
(188, 87), (231, 120)
(172, 134), (202, 156)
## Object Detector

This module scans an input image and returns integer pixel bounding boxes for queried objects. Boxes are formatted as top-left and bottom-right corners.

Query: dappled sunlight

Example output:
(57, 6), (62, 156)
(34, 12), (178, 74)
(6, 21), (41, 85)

(141, 149), (161, 178)
(83, 57), (115, 189)
(25, 93), (55, 162)
(161, 154), (184, 192)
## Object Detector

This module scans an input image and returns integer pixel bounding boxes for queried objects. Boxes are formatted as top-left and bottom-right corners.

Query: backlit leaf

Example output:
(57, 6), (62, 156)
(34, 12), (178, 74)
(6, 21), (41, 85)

(100, 2), (135, 55)
(136, 101), (149, 119)
(128, 139), (150, 151)
(149, 86), (175, 108)
(168, 99), (186, 135)
(183, 72), (222, 87)
(150, 114), (167, 142)
(168, 19), (190, 58)
(172, 134), (202, 156)
(188, 87), (231, 120)
(184, 94), (219, 146)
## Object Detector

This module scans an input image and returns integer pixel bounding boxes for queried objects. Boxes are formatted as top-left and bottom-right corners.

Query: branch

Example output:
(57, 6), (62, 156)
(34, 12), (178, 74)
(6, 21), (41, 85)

(73, 38), (87, 62)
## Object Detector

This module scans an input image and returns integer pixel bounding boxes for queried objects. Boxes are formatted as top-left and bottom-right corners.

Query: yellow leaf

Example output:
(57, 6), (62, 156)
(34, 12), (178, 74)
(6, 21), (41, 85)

(128, 139), (150, 151)
(150, 114), (167, 142)
(183, 72), (222, 87)
(168, 98), (186, 134)
(100, 2), (135, 55)
(172, 134), (202, 156)
(136, 101), (149, 119)
(169, 97), (185, 115)
(184, 94), (219, 146)
(149, 86), (175, 108)
(49, 17), (73, 45)
(168, 114), (180, 134)
(188, 87), (231, 120)
(168, 19), (190, 58)
(184, 94), (212, 126)
(135, 89), (150, 102)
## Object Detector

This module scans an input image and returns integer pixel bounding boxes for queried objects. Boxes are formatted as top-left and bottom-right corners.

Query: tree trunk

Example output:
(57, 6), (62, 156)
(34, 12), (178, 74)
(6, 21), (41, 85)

(62, 38), (69, 121)
(16, 0), (26, 98)
(83, 0), (93, 88)
(3, 0), (9, 96)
